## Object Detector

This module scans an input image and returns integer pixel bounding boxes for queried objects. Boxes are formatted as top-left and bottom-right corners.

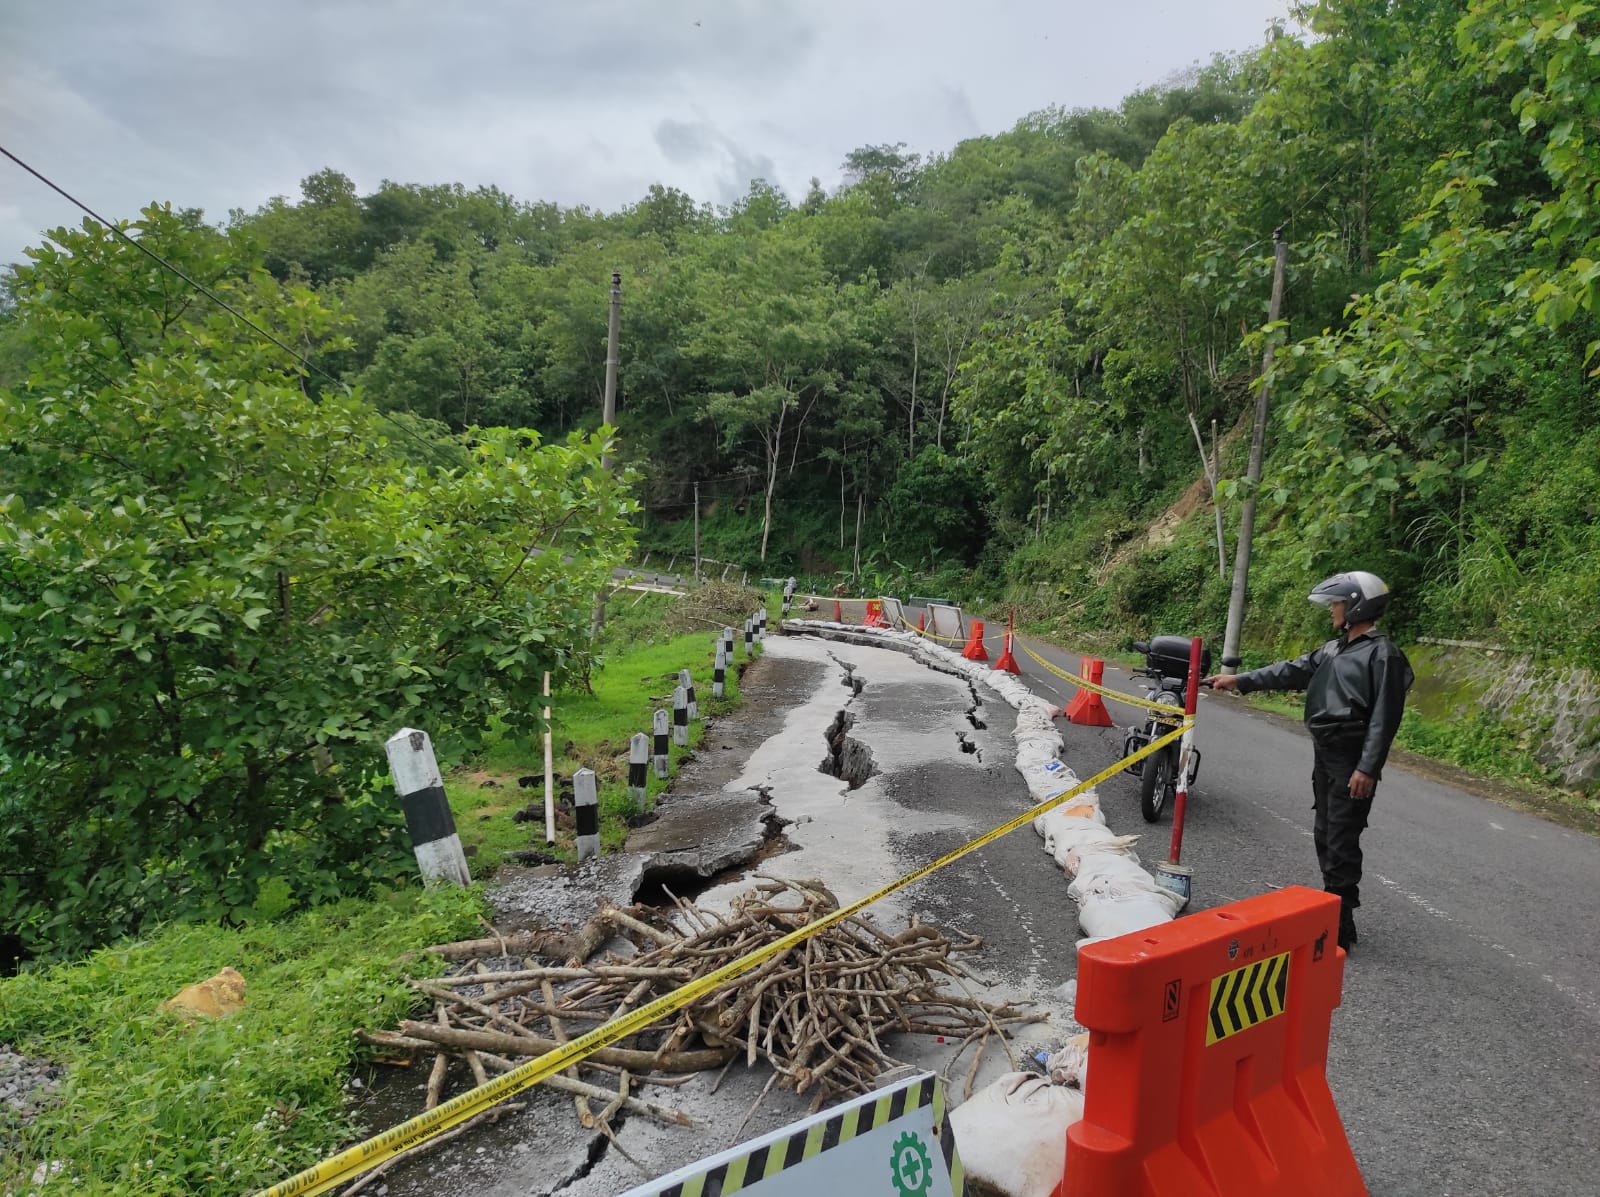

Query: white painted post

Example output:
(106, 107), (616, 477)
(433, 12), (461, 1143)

(722, 625), (735, 660)
(629, 732), (649, 809)
(384, 728), (471, 886)
(542, 671), (555, 844)
(673, 685), (689, 747)
(680, 668), (697, 722)
(713, 642), (727, 698)
(782, 576), (796, 617)
(573, 768), (600, 862)
(653, 708), (670, 778)
(744, 618), (754, 657)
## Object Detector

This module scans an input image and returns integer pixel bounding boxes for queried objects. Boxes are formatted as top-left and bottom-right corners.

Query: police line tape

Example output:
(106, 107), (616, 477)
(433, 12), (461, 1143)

(255, 719), (1193, 1197)
(899, 617), (967, 645)
(1014, 641), (1186, 717)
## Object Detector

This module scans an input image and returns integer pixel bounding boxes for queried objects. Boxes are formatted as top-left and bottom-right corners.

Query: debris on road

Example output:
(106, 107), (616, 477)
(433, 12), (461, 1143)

(360, 876), (1045, 1145)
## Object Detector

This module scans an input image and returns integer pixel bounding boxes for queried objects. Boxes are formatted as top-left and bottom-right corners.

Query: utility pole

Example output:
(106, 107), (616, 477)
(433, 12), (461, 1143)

(592, 271), (622, 637)
(1221, 230), (1287, 674)
(693, 481), (701, 583)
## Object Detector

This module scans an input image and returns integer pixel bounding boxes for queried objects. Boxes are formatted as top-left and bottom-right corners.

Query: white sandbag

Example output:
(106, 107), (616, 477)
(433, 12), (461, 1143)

(1034, 810), (1116, 858)
(949, 1072), (1086, 1197)
(1046, 1032), (1090, 1089)
(1063, 846), (1148, 886)
(1078, 896), (1173, 938)
(1075, 870), (1190, 915)
(1075, 935), (1111, 952)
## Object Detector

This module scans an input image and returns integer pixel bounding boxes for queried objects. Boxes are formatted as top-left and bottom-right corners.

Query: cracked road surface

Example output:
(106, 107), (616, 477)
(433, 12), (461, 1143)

(359, 633), (1078, 1197)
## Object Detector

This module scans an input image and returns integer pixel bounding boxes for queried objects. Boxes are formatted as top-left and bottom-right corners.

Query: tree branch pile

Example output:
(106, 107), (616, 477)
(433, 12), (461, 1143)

(362, 877), (1042, 1133)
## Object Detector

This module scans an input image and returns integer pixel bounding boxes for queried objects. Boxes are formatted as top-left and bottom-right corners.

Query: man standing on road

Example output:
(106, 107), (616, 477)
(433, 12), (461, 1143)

(1204, 572), (1414, 950)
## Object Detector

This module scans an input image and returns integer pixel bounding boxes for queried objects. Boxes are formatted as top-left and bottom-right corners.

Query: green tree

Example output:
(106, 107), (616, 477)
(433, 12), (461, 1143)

(0, 211), (634, 958)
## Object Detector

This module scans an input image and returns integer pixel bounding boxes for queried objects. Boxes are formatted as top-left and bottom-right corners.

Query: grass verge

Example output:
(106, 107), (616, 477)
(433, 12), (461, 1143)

(445, 629), (751, 865)
(0, 886), (484, 1196)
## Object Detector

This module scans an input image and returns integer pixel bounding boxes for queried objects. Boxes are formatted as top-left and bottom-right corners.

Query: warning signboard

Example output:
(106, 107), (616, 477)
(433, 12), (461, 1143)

(620, 1074), (963, 1197)
(1206, 949), (1290, 1045)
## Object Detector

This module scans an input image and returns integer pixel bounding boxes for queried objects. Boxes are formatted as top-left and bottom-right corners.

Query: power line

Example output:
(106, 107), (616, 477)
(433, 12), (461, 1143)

(0, 143), (454, 467)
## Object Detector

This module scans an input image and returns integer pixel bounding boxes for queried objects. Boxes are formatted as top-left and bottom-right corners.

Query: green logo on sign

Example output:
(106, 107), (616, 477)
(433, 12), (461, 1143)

(891, 1130), (934, 1197)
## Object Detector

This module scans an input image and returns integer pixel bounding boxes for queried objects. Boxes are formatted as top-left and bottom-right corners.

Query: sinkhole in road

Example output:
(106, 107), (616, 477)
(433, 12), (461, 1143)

(818, 709), (880, 789)
(630, 808), (793, 907)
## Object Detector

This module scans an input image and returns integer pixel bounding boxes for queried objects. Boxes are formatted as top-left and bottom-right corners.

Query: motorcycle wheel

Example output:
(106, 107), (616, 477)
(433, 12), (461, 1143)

(1140, 743), (1175, 823)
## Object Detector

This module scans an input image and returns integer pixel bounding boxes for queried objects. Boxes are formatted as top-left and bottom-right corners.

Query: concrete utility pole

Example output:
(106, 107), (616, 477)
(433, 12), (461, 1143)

(592, 271), (623, 636)
(693, 480), (701, 583)
(1221, 230), (1288, 674)
(602, 270), (621, 468)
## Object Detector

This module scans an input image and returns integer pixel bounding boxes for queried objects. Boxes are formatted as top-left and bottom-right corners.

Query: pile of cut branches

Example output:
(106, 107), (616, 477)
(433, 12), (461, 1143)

(362, 877), (1041, 1138)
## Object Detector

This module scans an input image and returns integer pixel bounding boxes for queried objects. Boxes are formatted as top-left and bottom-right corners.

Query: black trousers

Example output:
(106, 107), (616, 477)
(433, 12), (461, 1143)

(1312, 746), (1372, 909)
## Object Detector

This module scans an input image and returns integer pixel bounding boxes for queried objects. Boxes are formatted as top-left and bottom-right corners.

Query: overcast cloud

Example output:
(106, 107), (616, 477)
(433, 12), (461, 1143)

(1, 1), (1294, 263)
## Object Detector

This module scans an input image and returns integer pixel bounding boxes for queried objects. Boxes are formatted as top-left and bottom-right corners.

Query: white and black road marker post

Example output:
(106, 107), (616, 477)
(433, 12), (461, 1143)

(782, 576), (796, 617)
(722, 625), (735, 660)
(573, 768), (600, 862)
(680, 668), (697, 722)
(629, 732), (649, 809)
(713, 642), (727, 699)
(384, 728), (471, 886)
(653, 708), (670, 778)
(744, 617), (754, 657)
(672, 685), (689, 747)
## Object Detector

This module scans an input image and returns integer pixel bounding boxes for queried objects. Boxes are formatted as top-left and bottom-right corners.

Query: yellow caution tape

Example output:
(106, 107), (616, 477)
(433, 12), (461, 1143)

(901, 617), (967, 644)
(255, 719), (1192, 1197)
(1016, 640), (1186, 716)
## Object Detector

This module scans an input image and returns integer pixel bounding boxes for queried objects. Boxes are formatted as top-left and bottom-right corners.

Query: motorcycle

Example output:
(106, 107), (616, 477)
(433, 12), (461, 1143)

(1122, 635), (1211, 823)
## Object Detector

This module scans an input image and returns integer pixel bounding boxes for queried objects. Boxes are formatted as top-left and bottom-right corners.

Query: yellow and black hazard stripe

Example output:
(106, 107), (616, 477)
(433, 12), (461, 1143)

(1206, 951), (1291, 1045)
(654, 1075), (964, 1197)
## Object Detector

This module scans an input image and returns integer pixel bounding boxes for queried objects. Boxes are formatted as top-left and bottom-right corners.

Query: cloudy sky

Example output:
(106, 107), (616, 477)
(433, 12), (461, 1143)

(1, 1), (1294, 263)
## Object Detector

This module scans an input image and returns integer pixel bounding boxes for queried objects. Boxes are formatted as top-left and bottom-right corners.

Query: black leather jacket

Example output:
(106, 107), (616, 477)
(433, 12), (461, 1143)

(1235, 631), (1414, 777)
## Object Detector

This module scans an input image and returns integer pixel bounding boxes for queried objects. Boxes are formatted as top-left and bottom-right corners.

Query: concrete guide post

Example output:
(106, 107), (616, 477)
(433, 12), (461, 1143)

(680, 668), (697, 722)
(573, 768), (600, 862)
(713, 642), (727, 698)
(384, 728), (471, 886)
(672, 685), (689, 747)
(628, 732), (649, 809)
(653, 709), (670, 778)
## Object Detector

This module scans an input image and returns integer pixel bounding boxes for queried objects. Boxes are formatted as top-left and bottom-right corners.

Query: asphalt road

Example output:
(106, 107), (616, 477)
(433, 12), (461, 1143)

(1003, 628), (1600, 1197)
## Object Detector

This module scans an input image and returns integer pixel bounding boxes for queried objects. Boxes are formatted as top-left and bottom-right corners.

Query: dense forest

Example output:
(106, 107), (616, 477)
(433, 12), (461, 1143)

(11, 1), (1598, 657)
(3, 0), (1597, 955)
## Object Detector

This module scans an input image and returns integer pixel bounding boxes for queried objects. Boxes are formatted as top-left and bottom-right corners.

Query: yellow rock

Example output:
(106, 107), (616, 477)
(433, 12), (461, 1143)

(162, 967), (247, 1020)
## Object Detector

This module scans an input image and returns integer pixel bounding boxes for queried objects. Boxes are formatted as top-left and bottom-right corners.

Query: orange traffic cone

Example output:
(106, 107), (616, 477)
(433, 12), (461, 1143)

(961, 620), (989, 662)
(1064, 657), (1114, 726)
(833, 599), (843, 622)
(995, 612), (1021, 674)
(918, 610), (927, 632)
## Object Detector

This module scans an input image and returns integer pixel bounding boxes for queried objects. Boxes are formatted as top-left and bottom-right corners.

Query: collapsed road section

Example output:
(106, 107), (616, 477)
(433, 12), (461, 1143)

(347, 633), (1087, 1197)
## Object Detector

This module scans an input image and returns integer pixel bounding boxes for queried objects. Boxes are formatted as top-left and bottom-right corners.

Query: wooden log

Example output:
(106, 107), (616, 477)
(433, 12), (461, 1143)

(398, 1020), (735, 1073)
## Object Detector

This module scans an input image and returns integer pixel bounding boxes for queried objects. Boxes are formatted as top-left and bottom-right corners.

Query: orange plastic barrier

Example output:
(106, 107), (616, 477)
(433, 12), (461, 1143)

(865, 599), (890, 629)
(1063, 657), (1114, 727)
(961, 619), (989, 661)
(995, 611), (1021, 674)
(1061, 887), (1365, 1197)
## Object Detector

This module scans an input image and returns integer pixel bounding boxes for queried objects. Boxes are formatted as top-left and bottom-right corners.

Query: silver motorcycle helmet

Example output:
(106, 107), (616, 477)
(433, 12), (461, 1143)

(1308, 571), (1391, 628)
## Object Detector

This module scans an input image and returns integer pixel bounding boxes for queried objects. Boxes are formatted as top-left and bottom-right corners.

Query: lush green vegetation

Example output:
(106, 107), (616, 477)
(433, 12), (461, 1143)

(0, 607), (757, 1194)
(65, 0), (1578, 670)
(0, 885), (484, 1195)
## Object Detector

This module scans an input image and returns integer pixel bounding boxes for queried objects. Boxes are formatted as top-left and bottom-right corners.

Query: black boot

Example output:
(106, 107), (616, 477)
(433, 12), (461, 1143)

(1337, 905), (1358, 951)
